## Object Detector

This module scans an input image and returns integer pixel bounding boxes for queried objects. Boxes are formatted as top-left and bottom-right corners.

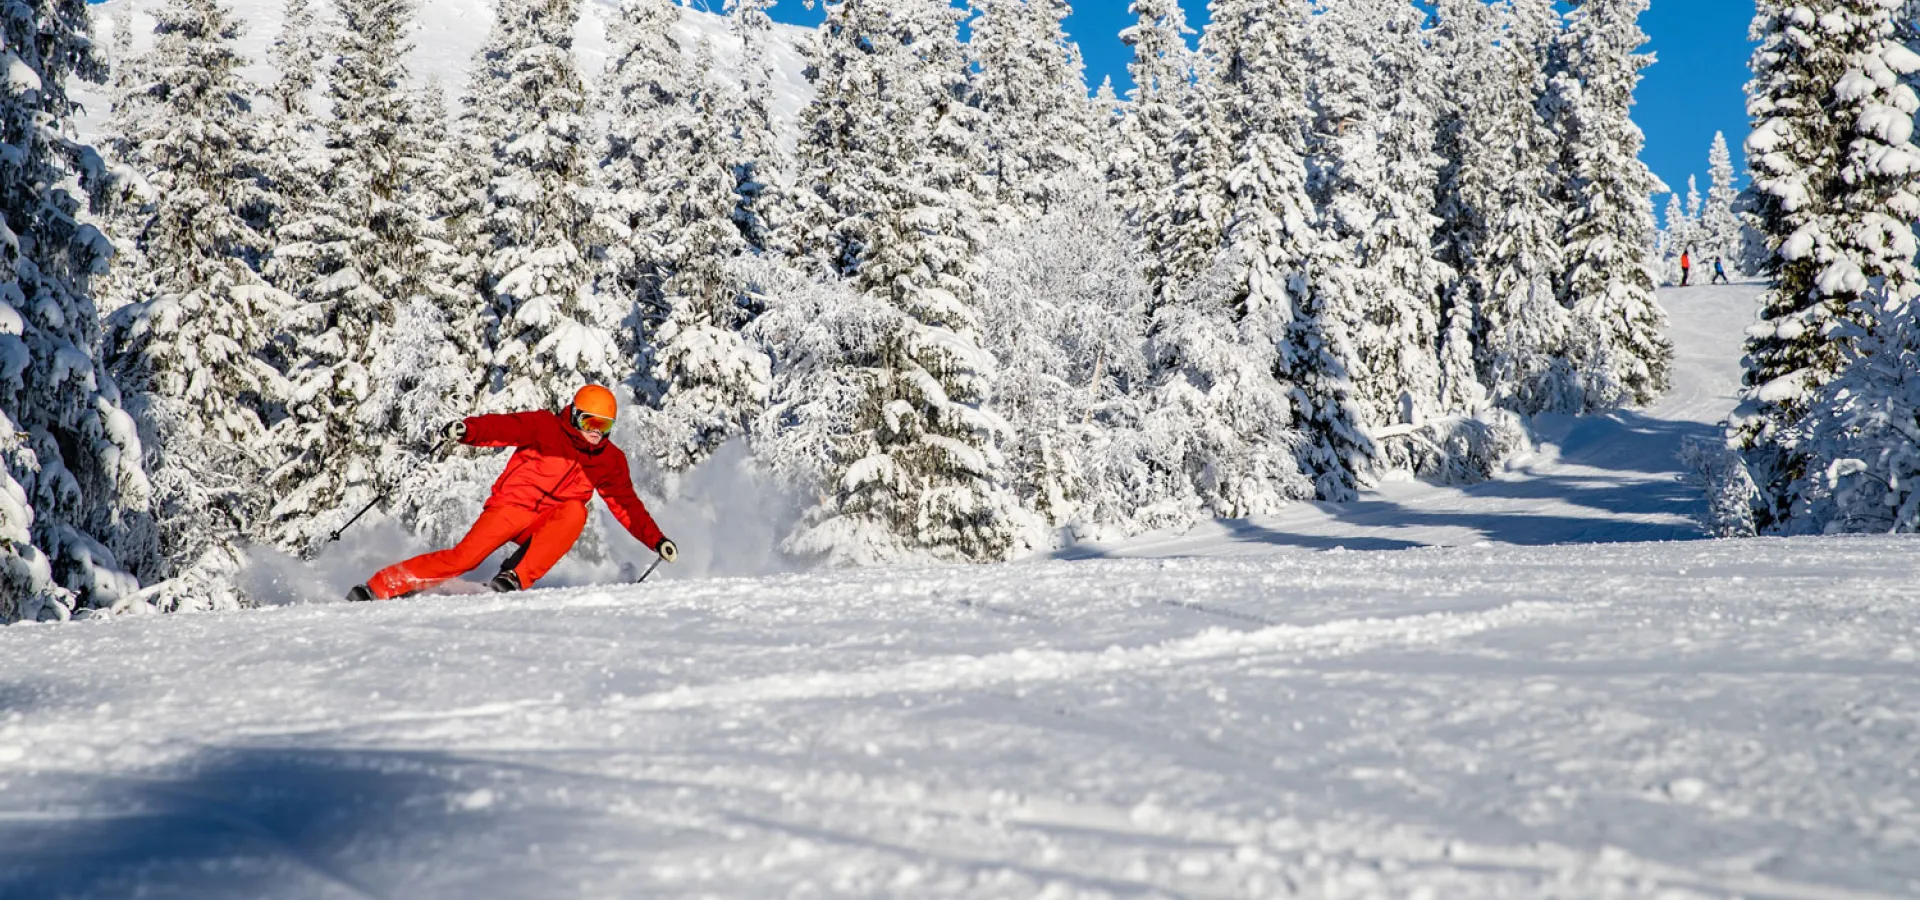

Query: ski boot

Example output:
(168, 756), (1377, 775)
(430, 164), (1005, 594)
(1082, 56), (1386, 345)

(345, 585), (376, 603)
(488, 570), (522, 593)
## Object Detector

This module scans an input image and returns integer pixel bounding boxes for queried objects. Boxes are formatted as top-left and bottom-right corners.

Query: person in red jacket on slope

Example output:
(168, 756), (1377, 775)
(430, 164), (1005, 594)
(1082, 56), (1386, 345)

(346, 385), (677, 601)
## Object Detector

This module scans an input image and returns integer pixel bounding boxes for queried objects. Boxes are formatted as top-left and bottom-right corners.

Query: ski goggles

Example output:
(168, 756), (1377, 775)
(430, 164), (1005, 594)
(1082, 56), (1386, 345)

(572, 409), (615, 435)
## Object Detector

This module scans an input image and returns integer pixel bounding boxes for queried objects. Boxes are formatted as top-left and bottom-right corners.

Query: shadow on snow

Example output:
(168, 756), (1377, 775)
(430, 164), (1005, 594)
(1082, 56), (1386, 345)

(0, 745), (559, 900)
(1056, 409), (1720, 561)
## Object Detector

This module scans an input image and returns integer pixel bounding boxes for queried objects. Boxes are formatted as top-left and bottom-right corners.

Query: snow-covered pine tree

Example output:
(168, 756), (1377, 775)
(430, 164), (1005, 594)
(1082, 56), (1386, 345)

(1153, 11), (1243, 316)
(1551, 0), (1672, 409)
(1114, 0), (1197, 308)
(0, 0), (154, 621)
(597, 2), (768, 474)
(637, 42), (771, 474)
(1685, 173), (1704, 248)
(1091, 75), (1124, 177)
(266, 0), (323, 119)
(339, 0), (479, 544)
(407, 77), (466, 252)
(477, 0), (624, 412)
(106, 0), (296, 609)
(1429, 0), (1497, 415)
(968, 0), (1100, 220)
(1796, 293), (1920, 533)
(1658, 190), (1692, 282)
(102, 1), (133, 75)
(1737, 0), (1920, 531)
(263, 0), (479, 552)
(407, 74), (488, 390)
(1137, 0), (1321, 513)
(94, 8), (156, 323)
(441, 0), (534, 280)
(778, 0), (1021, 562)
(597, 0), (687, 315)
(1308, 0), (1452, 475)
(724, 0), (786, 257)
(1703, 131), (1745, 271)
(252, 0), (327, 251)
(1467, 0), (1579, 415)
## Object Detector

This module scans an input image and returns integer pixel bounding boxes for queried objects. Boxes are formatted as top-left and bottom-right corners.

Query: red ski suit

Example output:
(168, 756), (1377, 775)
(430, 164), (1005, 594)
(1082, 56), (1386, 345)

(366, 409), (667, 599)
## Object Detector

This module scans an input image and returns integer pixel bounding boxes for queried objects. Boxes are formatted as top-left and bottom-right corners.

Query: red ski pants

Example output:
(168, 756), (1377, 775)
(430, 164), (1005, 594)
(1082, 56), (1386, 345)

(367, 501), (587, 599)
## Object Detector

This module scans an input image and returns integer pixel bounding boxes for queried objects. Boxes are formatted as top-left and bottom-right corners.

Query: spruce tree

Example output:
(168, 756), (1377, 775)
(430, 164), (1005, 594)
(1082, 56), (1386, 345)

(597, 3), (769, 473)
(969, 0), (1100, 220)
(1309, 0), (1451, 472)
(266, 0), (323, 119)
(780, 0), (1021, 562)
(1429, 0), (1498, 414)
(1739, 0), (1920, 529)
(1140, 0), (1322, 513)
(264, 0), (475, 552)
(345, 0), (476, 540)
(1115, 0), (1197, 309)
(0, 0), (155, 620)
(724, 0), (786, 256)
(254, 0), (327, 252)
(1552, 0), (1672, 409)
(1469, 0), (1578, 415)
(107, 0), (295, 607)
(640, 43), (772, 473)
(1796, 295), (1920, 533)
(442, 0), (533, 282)
(477, 0), (624, 412)
(1659, 191), (1691, 282)
(1703, 131), (1745, 271)
(95, 9), (155, 324)
(1684, 173), (1705, 259)
(597, 0), (687, 315)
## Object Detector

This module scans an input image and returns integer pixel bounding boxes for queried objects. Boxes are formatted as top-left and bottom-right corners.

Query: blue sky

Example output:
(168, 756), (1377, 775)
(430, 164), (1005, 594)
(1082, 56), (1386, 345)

(748, 0), (1755, 216)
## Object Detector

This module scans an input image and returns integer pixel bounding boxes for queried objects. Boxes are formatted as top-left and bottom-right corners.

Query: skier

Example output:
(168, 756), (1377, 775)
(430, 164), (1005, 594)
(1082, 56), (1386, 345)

(1679, 249), (1692, 287)
(346, 385), (678, 601)
(1711, 257), (1730, 285)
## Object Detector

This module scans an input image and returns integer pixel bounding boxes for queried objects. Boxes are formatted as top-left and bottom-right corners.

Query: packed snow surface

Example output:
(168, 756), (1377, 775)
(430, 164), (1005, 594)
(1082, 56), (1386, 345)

(6, 285), (1920, 899)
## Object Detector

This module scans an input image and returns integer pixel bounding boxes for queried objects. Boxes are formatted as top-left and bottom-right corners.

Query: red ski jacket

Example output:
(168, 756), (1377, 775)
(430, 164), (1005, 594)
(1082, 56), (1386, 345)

(460, 409), (667, 551)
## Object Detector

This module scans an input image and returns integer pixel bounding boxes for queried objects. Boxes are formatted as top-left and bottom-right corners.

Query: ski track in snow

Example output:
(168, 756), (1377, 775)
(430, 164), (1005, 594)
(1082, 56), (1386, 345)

(7, 288), (1920, 896)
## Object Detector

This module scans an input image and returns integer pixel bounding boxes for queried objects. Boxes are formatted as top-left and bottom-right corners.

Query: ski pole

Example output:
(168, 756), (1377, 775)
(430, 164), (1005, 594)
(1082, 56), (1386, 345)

(634, 554), (664, 584)
(325, 437), (454, 545)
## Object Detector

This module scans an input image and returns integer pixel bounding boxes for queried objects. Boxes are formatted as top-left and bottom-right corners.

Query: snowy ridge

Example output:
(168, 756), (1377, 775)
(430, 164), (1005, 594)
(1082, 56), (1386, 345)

(6, 282), (1920, 897)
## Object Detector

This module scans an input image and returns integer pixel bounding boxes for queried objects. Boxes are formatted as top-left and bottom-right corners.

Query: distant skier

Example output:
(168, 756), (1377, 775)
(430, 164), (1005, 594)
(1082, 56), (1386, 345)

(346, 385), (677, 602)
(1711, 257), (1730, 285)
(1679, 249), (1692, 287)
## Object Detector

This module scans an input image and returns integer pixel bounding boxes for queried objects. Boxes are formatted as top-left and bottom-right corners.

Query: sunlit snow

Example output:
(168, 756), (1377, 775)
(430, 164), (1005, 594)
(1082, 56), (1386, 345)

(4, 284), (1919, 898)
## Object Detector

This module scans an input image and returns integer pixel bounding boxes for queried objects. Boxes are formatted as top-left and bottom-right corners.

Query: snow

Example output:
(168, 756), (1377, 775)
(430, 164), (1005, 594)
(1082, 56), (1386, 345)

(6, 282), (1920, 897)
(3, 52), (40, 94)
(73, 0), (816, 146)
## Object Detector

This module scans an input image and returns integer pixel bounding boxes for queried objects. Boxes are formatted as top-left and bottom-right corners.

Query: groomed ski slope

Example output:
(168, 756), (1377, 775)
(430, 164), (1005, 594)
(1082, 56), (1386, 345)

(5, 282), (1920, 899)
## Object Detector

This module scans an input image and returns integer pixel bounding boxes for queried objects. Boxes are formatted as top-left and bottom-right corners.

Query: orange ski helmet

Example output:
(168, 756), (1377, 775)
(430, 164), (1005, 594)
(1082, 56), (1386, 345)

(573, 384), (618, 421)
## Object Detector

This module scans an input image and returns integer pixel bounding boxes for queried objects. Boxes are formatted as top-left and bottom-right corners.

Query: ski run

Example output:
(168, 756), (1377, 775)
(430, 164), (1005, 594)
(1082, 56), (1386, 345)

(6, 0), (1920, 894)
(4, 283), (1918, 898)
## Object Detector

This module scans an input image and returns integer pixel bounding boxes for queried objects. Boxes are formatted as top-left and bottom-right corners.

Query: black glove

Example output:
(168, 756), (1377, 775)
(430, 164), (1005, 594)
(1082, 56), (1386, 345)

(657, 539), (678, 563)
(444, 420), (467, 442)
